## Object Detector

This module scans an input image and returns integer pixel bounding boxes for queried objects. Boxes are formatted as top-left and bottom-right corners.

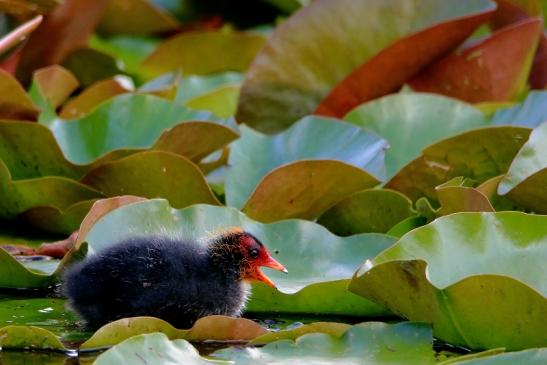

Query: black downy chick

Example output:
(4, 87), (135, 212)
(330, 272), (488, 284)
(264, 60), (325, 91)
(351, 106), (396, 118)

(62, 228), (286, 328)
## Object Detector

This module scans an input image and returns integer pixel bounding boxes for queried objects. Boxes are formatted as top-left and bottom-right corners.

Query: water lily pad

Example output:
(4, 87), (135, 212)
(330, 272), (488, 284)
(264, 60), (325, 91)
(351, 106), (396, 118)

(237, 0), (495, 131)
(76, 199), (396, 315)
(81, 315), (267, 350)
(492, 90), (547, 128)
(0, 160), (103, 220)
(344, 93), (489, 178)
(94, 333), (225, 365)
(498, 121), (547, 213)
(446, 348), (547, 365)
(140, 30), (265, 80)
(226, 116), (387, 209)
(317, 189), (416, 235)
(0, 326), (65, 351)
(185, 84), (240, 118)
(21, 200), (96, 235)
(0, 69), (39, 120)
(349, 212), (547, 350)
(81, 151), (220, 208)
(409, 18), (543, 102)
(251, 322), (350, 345)
(0, 15), (42, 57)
(214, 322), (435, 364)
(242, 160), (380, 222)
(0, 248), (57, 288)
(16, 0), (110, 83)
(386, 126), (531, 202)
(97, 0), (179, 36)
(175, 72), (243, 102)
(43, 93), (217, 165)
(29, 65), (79, 111)
(435, 177), (495, 215)
(59, 77), (131, 119)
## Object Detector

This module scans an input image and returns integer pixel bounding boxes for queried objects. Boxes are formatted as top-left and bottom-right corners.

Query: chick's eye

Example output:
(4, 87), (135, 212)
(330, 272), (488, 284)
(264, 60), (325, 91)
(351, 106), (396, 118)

(249, 249), (259, 258)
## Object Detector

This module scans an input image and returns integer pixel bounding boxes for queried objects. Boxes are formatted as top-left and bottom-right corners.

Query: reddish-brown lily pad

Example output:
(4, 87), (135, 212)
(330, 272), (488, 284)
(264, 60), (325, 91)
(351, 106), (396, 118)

(0, 69), (39, 119)
(237, 0), (496, 131)
(409, 18), (543, 102)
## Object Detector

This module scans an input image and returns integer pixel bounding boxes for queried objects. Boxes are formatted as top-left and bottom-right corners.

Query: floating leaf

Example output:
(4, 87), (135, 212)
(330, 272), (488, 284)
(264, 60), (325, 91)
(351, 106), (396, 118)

(0, 160), (102, 219)
(61, 48), (123, 88)
(29, 65), (79, 109)
(226, 116), (387, 209)
(77, 200), (396, 315)
(0, 326), (65, 351)
(97, 0), (179, 36)
(409, 18), (543, 102)
(498, 121), (547, 213)
(242, 160), (380, 222)
(175, 72), (243, 102)
(16, 0), (110, 83)
(491, 90), (547, 128)
(345, 93), (489, 178)
(94, 333), (225, 365)
(22, 199), (96, 235)
(140, 30), (266, 80)
(317, 189), (416, 235)
(237, 0), (496, 131)
(81, 315), (267, 350)
(214, 322), (435, 364)
(251, 322), (350, 345)
(386, 126), (531, 202)
(0, 248), (58, 288)
(435, 177), (495, 215)
(350, 212), (547, 350)
(81, 151), (220, 208)
(59, 77), (131, 119)
(0, 69), (39, 119)
(185, 84), (240, 118)
(44, 93), (216, 165)
(445, 348), (547, 365)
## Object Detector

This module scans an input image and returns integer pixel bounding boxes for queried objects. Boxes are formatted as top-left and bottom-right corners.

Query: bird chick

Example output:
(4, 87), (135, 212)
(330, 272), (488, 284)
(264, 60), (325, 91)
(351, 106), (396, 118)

(62, 228), (286, 328)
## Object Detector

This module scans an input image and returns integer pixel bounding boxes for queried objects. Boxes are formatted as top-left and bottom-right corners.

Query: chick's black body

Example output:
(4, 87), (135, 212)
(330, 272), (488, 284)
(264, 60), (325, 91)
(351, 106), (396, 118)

(62, 235), (249, 328)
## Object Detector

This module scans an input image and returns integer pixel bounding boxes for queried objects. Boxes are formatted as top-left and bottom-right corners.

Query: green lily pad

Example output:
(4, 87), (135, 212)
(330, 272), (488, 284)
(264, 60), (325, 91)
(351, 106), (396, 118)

(385, 126), (531, 202)
(97, 0), (179, 36)
(139, 30), (266, 80)
(94, 333), (226, 365)
(344, 93), (489, 178)
(43, 93), (217, 165)
(89, 34), (159, 75)
(317, 189), (416, 235)
(236, 0), (495, 131)
(445, 348), (547, 365)
(250, 322), (350, 345)
(0, 248), (57, 288)
(0, 119), (238, 182)
(497, 121), (547, 213)
(185, 84), (240, 118)
(81, 151), (220, 208)
(213, 322), (435, 364)
(0, 160), (103, 220)
(81, 315), (267, 350)
(175, 72), (243, 102)
(77, 199), (396, 315)
(349, 212), (547, 350)
(22, 199), (96, 235)
(226, 116), (387, 209)
(0, 326), (65, 351)
(492, 90), (547, 128)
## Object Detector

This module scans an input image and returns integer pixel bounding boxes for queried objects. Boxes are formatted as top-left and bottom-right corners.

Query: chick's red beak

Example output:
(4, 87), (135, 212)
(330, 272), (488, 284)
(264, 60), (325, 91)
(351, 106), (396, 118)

(250, 253), (287, 288)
